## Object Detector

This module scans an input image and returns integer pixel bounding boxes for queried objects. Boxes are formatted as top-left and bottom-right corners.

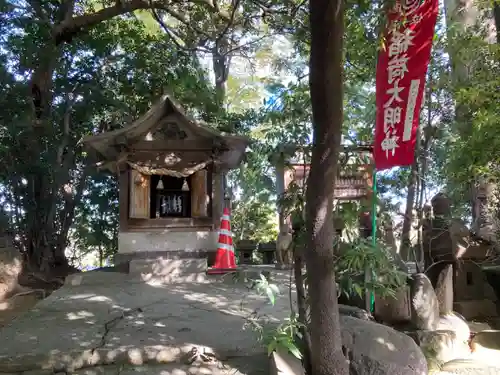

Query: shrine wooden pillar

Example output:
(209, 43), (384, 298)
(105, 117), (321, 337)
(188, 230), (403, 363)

(358, 164), (374, 239)
(212, 166), (225, 228)
(118, 168), (130, 232)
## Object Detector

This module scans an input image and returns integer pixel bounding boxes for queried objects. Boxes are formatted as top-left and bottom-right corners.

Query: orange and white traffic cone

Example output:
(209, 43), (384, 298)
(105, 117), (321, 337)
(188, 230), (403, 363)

(206, 207), (237, 274)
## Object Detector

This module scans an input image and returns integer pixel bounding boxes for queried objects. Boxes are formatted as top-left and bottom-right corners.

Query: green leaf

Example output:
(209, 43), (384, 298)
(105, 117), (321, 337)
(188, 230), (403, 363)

(266, 286), (276, 306)
(269, 283), (280, 295)
(267, 340), (277, 356)
(282, 340), (303, 359)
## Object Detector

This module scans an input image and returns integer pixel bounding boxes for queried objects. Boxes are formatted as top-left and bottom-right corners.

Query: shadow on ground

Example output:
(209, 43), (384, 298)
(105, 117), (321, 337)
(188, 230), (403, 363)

(0, 270), (296, 375)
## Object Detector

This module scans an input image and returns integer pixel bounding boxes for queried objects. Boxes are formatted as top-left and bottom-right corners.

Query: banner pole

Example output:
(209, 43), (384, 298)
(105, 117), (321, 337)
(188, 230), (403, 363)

(371, 169), (377, 248)
(365, 169), (377, 312)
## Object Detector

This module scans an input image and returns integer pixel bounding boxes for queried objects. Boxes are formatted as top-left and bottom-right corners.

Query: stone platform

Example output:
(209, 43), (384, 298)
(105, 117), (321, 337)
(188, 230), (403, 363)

(0, 270), (295, 374)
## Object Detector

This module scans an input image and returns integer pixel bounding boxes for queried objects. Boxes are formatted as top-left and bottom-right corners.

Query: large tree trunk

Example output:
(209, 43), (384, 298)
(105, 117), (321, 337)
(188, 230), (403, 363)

(24, 92), (85, 275)
(400, 160), (418, 261)
(305, 0), (347, 373)
(212, 40), (231, 110)
(400, 129), (421, 261)
(495, 2), (500, 43)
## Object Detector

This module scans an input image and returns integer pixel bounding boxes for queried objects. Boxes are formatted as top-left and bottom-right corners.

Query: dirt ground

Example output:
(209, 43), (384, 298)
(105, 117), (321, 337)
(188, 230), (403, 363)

(0, 265), (132, 328)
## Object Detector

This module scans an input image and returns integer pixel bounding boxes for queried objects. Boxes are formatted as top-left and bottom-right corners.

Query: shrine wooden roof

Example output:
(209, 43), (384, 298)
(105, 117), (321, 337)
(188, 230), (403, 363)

(282, 143), (374, 201)
(285, 163), (373, 200)
(83, 93), (250, 174)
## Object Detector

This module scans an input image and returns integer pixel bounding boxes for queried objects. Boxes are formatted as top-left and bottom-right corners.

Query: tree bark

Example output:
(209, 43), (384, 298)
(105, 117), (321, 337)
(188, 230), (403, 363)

(305, 0), (347, 373)
(400, 140), (419, 261)
(293, 236), (312, 375)
(494, 1), (500, 44)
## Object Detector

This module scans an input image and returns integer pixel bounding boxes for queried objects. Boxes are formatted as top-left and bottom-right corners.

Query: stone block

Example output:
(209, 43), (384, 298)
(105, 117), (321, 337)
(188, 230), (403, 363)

(269, 349), (305, 375)
(129, 258), (208, 283)
(374, 286), (411, 324)
(118, 231), (217, 255)
(410, 273), (440, 330)
(435, 264), (454, 315)
(454, 300), (497, 320)
(455, 262), (493, 302)
(258, 242), (276, 265)
(236, 240), (257, 265)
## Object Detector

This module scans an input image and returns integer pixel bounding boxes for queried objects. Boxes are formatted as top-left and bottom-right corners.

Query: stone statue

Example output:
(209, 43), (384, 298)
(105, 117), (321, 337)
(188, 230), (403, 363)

(472, 178), (497, 244)
(276, 230), (293, 269)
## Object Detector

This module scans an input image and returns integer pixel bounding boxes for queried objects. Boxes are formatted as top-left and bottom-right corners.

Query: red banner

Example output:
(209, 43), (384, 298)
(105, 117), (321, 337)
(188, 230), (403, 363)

(373, 0), (439, 170)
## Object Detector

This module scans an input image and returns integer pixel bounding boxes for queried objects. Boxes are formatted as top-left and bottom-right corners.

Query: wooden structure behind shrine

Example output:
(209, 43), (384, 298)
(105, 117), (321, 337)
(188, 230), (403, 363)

(277, 145), (374, 237)
(83, 94), (248, 268)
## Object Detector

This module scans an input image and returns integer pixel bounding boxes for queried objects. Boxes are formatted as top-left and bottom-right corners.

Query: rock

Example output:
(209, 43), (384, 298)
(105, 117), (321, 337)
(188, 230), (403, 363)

(410, 330), (470, 368)
(338, 304), (372, 321)
(441, 359), (500, 374)
(340, 315), (427, 375)
(374, 286), (411, 325)
(410, 273), (440, 330)
(470, 330), (500, 366)
(437, 313), (471, 343)
(0, 234), (24, 301)
(435, 264), (454, 315)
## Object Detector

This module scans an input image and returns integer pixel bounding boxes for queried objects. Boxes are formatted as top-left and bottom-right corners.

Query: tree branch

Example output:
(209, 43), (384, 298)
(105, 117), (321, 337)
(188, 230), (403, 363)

(215, 0), (241, 44)
(27, 0), (51, 24)
(52, 0), (231, 45)
(149, 4), (214, 52)
(59, 0), (76, 24)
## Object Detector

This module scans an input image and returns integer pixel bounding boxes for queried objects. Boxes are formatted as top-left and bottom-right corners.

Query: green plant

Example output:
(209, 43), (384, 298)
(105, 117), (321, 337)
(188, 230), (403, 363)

(265, 314), (305, 359)
(240, 272), (306, 359)
(335, 239), (407, 299)
(253, 273), (281, 306)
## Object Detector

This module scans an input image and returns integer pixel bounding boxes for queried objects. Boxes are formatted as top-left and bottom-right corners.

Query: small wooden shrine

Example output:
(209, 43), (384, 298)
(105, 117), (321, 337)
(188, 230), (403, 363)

(284, 156), (373, 200)
(279, 145), (374, 236)
(83, 94), (249, 267)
